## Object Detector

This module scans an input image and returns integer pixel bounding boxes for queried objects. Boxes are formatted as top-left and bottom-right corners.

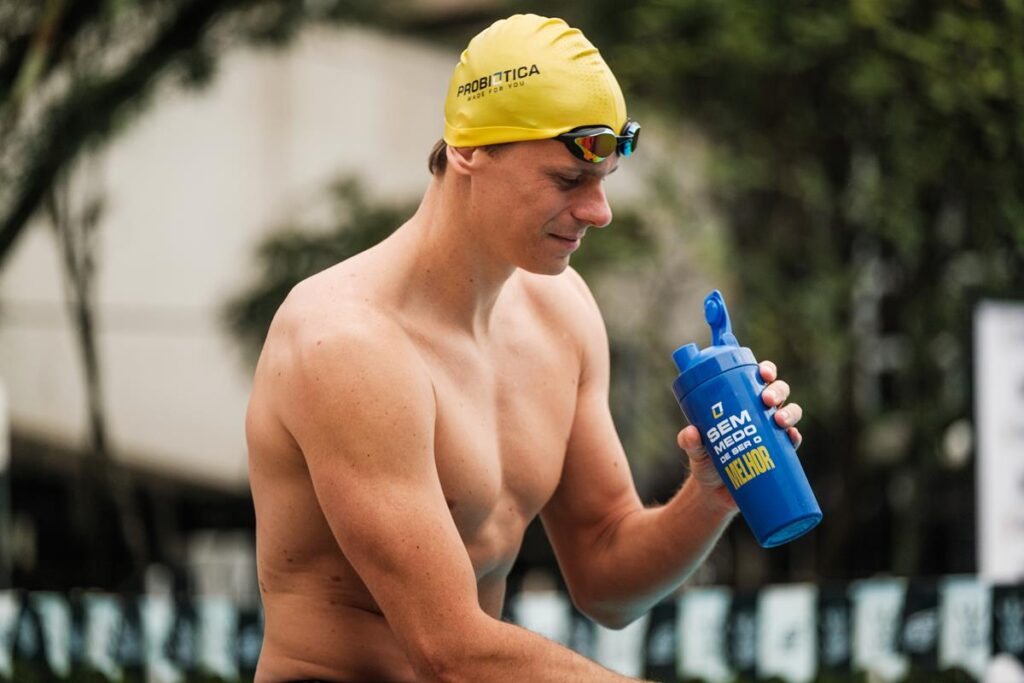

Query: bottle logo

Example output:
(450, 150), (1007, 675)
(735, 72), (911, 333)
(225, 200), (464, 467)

(711, 401), (724, 419)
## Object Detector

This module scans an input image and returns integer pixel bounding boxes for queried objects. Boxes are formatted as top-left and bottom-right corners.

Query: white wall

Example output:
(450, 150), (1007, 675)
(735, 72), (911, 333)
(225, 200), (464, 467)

(0, 25), (653, 491)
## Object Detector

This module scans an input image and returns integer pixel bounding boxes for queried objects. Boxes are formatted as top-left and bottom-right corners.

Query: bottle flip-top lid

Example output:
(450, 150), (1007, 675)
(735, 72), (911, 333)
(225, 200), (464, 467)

(671, 290), (757, 397)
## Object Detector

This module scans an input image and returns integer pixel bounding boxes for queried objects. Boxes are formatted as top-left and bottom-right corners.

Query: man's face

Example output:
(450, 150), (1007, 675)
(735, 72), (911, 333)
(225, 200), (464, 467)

(465, 139), (617, 276)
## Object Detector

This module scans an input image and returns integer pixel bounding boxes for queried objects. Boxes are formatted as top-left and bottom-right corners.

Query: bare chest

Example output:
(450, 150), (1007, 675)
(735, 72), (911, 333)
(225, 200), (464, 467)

(411, 319), (579, 574)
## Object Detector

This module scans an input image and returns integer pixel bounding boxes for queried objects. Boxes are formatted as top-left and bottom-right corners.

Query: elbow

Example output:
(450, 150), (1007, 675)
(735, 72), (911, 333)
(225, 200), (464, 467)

(408, 640), (461, 683)
(578, 602), (644, 631)
(406, 613), (494, 683)
(569, 585), (645, 631)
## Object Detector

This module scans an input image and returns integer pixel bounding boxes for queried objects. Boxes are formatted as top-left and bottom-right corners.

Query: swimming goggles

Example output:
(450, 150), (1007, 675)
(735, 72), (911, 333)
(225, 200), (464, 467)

(554, 119), (641, 163)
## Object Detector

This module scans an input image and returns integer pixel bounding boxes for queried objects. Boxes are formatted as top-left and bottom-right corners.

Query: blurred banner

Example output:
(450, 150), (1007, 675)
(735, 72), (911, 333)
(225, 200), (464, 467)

(726, 589), (757, 679)
(975, 301), (1024, 584)
(900, 580), (939, 673)
(0, 578), (1022, 682)
(677, 585), (731, 682)
(644, 599), (677, 680)
(940, 576), (991, 680)
(0, 380), (9, 590)
(816, 583), (852, 675)
(757, 583), (817, 682)
(851, 577), (908, 681)
(510, 590), (572, 646)
(592, 613), (649, 678)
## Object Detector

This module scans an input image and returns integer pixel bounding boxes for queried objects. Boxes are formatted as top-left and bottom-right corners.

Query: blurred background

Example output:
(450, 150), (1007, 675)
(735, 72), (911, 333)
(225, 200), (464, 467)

(0, 0), (1022, 681)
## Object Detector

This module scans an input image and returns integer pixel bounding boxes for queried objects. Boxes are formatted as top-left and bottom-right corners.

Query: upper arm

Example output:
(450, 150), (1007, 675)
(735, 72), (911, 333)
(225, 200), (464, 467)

(540, 271), (643, 596)
(279, 309), (482, 674)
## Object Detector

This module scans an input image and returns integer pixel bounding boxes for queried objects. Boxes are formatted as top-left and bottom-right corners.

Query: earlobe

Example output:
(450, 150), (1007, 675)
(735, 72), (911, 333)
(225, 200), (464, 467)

(446, 145), (479, 176)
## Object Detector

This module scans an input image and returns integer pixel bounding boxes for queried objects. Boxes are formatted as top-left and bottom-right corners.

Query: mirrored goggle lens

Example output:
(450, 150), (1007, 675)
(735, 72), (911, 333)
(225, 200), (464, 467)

(619, 124), (640, 157)
(573, 132), (618, 161)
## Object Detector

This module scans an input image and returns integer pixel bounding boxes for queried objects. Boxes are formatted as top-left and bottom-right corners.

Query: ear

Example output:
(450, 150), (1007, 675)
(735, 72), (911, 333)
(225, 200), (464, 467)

(445, 145), (484, 177)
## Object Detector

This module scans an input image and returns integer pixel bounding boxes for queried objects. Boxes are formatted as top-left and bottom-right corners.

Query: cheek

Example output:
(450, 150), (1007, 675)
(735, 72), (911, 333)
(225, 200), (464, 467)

(476, 176), (535, 216)
(477, 173), (567, 236)
(522, 183), (569, 219)
(502, 184), (560, 223)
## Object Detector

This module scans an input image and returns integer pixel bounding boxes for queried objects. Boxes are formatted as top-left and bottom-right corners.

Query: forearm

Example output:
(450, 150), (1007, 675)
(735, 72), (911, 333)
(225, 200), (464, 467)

(580, 476), (737, 626)
(431, 616), (650, 683)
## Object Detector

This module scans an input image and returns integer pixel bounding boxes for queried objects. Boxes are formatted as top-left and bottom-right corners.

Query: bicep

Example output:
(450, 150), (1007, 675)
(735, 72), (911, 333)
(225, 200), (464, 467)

(285, 326), (481, 667)
(540, 278), (642, 578)
(542, 380), (643, 560)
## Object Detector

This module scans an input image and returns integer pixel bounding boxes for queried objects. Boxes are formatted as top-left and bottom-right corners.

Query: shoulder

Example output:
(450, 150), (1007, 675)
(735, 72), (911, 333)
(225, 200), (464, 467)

(263, 273), (435, 427)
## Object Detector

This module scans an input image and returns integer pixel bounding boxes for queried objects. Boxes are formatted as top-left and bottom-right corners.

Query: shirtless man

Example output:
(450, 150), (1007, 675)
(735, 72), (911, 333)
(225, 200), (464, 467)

(246, 14), (803, 682)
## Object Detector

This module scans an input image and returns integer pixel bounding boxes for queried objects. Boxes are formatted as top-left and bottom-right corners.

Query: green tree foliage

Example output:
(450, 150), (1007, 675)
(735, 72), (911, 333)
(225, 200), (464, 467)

(532, 0), (1024, 579)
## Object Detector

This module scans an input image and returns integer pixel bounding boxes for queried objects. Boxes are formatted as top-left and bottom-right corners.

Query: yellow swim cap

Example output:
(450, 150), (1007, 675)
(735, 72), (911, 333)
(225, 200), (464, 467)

(443, 14), (628, 148)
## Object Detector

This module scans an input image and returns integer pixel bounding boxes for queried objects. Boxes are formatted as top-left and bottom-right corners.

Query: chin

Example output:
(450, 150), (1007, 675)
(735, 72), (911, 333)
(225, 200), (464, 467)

(519, 257), (571, 277)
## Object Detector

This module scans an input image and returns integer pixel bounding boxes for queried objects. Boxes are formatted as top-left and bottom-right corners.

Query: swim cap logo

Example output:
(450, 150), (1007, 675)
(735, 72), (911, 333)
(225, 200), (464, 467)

(456, 64), (541, 101)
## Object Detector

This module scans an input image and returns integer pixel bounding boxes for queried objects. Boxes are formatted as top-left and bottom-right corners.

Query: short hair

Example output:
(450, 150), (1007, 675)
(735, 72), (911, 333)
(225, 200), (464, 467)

(428, 139), (449, 175)
(427, 139), (511, 176)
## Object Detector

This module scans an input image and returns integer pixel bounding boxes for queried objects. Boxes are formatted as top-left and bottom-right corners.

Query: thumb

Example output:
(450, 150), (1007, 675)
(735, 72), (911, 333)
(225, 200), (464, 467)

(677, 425), (707, 461)
(677, 425), (722, 487)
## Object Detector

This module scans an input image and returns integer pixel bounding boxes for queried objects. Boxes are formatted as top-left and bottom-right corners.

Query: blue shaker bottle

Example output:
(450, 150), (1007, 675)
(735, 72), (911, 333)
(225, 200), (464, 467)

(671, 290), (822, 547)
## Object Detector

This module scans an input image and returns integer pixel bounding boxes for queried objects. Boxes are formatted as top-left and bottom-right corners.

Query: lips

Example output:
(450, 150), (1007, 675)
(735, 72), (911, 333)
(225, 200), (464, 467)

(549, 232), (585, 243)
(548, 232), (583, 253)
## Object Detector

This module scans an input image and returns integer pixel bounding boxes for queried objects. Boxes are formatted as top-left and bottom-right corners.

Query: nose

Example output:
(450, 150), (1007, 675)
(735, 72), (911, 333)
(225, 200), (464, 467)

(571, 181), (613, 229)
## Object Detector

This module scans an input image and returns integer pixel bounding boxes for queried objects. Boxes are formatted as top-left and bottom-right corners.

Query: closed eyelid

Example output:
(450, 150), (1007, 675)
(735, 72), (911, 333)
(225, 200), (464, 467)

(581, 164), (618, 179)
(550, 165), (617, 177)
(548, 169), (581, 181)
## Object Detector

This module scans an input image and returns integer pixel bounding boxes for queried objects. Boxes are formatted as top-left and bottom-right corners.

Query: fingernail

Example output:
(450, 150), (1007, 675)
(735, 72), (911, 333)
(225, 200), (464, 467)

(763, 389), (776, 403)
(777, 408), (788, 421)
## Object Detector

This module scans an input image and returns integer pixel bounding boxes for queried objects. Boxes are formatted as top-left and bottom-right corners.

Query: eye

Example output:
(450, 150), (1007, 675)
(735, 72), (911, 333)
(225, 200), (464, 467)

(556, 175), (582, 189)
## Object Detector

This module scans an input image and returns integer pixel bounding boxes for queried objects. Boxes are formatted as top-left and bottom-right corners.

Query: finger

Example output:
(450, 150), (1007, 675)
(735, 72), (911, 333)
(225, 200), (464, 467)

(774, 402), (803, 428)
(761, 380), (791, 408)
(759, 360), (777, 383)
(787, 426), (803, 449)
(677, 425), (708, 460)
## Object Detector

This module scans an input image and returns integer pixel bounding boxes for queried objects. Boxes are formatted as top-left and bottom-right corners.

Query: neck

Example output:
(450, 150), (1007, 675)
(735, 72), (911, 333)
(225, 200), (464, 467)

(391, 175), (517, 339)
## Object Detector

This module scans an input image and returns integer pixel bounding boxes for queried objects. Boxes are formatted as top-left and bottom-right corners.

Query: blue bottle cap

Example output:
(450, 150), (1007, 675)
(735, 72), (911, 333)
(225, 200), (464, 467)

(672, 290), (757, 397)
